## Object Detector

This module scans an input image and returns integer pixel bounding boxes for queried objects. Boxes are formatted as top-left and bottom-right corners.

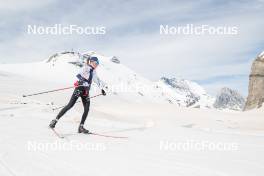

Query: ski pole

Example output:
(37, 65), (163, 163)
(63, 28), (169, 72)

(22, 86), (75, 97)
(52, 93), (103, 111)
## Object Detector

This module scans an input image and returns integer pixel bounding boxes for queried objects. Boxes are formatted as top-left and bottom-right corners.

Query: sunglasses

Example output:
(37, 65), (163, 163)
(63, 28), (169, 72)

(91, 60), (99, 65)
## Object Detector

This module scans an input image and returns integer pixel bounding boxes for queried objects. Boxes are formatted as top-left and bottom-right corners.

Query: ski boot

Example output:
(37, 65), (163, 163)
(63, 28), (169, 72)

(78, 124), (90, 134)
(49, 119), (58, 129)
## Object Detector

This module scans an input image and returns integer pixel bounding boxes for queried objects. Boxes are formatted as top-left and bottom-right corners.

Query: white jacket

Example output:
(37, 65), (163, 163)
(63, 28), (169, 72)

(78, 65), (106, 89)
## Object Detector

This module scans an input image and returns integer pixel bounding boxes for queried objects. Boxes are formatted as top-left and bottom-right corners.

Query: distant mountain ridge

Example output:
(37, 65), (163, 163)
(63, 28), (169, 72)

(214, 87), (245, 110)
(157, 77), (215, 108)
(0, 50), (246, 110)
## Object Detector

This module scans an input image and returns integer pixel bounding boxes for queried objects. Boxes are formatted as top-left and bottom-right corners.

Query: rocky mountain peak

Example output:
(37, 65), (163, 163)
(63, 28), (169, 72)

(214, 87), (245, 110)
(244, 51), (264, 110)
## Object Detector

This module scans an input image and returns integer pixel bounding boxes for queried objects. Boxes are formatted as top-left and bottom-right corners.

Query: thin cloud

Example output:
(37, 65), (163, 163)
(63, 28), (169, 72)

(0, 0), (263, 95)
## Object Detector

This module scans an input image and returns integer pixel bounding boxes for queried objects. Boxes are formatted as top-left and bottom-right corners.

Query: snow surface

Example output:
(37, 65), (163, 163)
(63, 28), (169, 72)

(0, 52), (264, 176)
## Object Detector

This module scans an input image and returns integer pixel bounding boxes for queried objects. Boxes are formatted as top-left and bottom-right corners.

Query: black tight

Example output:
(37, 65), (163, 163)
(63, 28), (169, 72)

(56, 87), (90, 125)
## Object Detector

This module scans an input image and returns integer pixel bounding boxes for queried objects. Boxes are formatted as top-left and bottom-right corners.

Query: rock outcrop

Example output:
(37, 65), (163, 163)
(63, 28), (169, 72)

(244, 51), (264, 110)
(111, 56), (120, 64)
(214, 87), (245, 111)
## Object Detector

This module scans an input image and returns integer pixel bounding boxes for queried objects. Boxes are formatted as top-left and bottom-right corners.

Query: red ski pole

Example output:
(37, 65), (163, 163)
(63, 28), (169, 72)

(22, 86), (75, 97)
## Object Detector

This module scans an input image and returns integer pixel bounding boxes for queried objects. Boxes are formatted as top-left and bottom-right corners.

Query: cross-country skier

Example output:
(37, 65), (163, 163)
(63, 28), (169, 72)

(49, 56), (107, 133)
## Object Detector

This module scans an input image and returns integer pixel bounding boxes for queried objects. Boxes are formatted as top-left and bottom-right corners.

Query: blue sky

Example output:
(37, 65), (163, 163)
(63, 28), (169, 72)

(0, 0), (264, 96)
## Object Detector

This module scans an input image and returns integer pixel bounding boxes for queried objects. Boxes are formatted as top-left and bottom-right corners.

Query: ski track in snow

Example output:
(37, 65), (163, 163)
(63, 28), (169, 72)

(0, 107), (22, 112)
(1, 97), (264, 176)
(0, 154), (17, 176)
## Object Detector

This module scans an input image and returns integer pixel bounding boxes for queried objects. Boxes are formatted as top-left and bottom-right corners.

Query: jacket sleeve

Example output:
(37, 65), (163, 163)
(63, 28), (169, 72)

(93, 71), (107, 89)
(77, 65), (90, 81)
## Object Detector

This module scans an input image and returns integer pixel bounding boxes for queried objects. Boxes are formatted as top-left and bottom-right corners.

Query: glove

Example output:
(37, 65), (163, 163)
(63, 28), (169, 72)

(74, 81), (79, 88)
(77, 80), (84, 86)
(101, 89), (106, 96)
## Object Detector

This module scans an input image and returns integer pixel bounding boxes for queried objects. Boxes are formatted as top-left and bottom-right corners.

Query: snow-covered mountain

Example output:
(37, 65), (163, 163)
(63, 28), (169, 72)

(155, 77), (215, 108)
(214, 87), (245, 111)
(0, 51), (215, 108)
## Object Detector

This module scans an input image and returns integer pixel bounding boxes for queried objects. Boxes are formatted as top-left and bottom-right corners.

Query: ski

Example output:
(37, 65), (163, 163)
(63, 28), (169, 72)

(88, 132), (128, 139)
(49, 129), (128, 139)
(50, 128), (65, 139)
